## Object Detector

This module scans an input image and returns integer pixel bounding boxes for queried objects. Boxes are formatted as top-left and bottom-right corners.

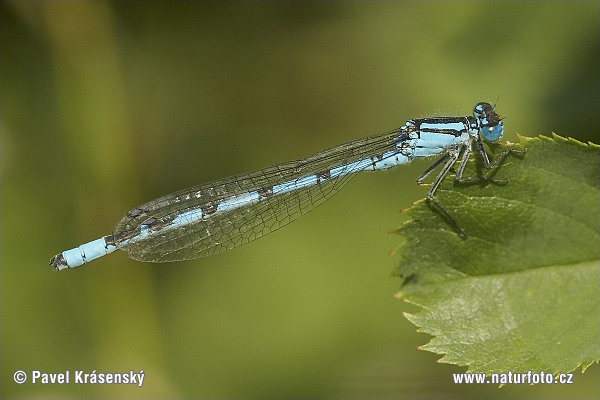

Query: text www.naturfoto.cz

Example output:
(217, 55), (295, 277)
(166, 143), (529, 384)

(453, 370), (573, 385)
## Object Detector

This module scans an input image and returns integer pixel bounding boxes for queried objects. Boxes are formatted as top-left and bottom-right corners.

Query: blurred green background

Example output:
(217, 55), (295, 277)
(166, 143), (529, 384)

(1, 1), (598, 399)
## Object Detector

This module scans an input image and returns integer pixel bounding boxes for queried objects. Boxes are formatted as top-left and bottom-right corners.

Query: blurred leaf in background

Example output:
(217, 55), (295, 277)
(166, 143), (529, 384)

(1, 1), (598, 399)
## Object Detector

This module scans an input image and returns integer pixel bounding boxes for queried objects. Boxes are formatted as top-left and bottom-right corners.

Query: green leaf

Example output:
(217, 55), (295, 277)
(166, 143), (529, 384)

(392, 134), (599, 375)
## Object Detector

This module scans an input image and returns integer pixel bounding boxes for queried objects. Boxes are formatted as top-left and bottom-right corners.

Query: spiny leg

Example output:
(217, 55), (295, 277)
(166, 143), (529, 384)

(417, 153), (450, 184)
(422, 149), (468, 238)
(454, 142), (472, 181)
(476, 138), (517, 169)
(456, 139), (523, 184)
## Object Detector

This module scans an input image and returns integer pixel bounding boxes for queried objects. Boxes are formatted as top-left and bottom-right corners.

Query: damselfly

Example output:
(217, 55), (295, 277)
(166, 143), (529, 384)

(50, 102), (519, 271)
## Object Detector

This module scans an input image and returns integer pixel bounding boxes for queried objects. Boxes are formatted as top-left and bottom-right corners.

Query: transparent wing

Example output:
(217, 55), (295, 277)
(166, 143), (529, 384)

(114, 129), (406, 262)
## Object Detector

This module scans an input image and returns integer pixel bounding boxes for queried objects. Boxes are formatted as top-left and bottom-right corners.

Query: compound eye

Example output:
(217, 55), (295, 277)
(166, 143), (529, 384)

(480, 122), (504, 142)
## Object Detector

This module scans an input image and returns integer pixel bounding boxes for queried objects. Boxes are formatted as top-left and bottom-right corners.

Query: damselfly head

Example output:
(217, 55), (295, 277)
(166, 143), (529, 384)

(473, 102), (504, 142)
